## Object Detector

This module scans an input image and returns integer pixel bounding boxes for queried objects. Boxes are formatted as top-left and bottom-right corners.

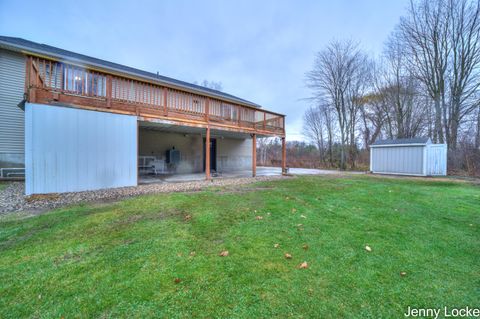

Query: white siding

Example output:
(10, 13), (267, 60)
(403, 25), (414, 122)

(371, 146), (425, 175)
(25, 103), (137, 194)
(426, 144), (447, 176)
(0, 49), (25, 165)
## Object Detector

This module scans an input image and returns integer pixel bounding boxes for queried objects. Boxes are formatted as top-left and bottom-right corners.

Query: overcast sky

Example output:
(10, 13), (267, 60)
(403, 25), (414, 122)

(0, 0), (407, 140)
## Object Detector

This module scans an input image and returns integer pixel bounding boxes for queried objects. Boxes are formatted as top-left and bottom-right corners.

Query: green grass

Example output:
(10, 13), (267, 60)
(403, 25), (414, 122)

(0, 176), (478, 318)
(0, 182), (8, 191)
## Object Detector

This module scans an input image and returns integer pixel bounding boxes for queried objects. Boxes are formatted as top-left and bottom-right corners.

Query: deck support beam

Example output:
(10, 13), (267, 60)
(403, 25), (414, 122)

(205, 126), (211, 180)
(282, 137), (287, 175)
(252, 134), (256, 177)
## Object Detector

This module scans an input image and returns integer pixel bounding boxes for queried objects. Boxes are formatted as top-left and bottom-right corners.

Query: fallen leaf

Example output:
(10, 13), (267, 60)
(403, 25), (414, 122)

(184, 215), (192, 221)
(298, 261), (308, 269)
(174, 278), (182, 284)
(365, 245), (372, 252)
(38, 294), (41, 299)
(285, 253), (292, 259)
(300, 214), (307, 219)
(302, 244), (309, 250)
(400, 271), (407, 277)
(297, 224), (303, 227)
(219, 250), (229, 257)
(255, 216), (263, 220)
(189, 251), (196, 257)
(274, 243), (279, 248)
(291, 208), (297, 213)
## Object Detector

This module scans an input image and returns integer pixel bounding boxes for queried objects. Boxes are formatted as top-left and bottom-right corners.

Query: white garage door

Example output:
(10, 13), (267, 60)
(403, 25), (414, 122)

(25, 103), (137, 195)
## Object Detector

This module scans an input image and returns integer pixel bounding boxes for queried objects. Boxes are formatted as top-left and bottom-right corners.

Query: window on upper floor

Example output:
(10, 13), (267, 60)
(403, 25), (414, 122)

(63, 65), (106, 97)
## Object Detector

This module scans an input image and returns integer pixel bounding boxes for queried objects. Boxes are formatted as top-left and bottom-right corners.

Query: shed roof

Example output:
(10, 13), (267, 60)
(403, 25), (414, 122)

(371, 137), (431, 147)
(0, 36), (262, 109)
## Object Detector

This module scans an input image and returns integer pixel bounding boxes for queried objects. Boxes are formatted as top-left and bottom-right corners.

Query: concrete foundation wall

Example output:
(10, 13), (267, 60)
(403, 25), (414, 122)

(217, 138), (252, 172)
(139, 130), (203, 174)
(139, 129), (252, 174)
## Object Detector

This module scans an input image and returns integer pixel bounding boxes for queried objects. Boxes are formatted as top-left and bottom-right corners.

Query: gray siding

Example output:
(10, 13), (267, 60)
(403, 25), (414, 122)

(0, 49), (25, 167)
(371, 146), (425, 175)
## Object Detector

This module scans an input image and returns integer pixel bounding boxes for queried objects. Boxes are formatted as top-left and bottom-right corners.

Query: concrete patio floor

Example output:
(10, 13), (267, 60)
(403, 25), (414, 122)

(139, 166), (365, 184)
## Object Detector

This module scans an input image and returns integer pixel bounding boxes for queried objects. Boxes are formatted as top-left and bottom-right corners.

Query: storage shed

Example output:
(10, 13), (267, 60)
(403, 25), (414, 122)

(370, 138), (447, 176)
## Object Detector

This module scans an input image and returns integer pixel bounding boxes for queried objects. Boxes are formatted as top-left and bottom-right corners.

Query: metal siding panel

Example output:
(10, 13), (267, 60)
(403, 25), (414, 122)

(370, 145), (425, 175)
(25, 104), (32, 194)
(426, 144), (447, 176)
(0, 49), (25, 154)
(25, 103), (137, 194)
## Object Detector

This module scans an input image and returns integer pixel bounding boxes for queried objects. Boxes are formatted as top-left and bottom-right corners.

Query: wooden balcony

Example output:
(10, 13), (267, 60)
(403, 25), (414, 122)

(24, 56), (285, 137)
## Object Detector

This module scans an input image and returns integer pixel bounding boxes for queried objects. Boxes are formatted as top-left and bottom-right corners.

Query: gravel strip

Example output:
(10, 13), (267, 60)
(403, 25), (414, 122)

(0, 176), (288, 215)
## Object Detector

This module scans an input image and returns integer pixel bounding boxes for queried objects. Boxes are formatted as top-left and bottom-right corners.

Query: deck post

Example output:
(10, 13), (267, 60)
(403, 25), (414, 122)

(281, 137), (286, 175)
(205, 126), (211, 180)
(252, 134), (257, 177)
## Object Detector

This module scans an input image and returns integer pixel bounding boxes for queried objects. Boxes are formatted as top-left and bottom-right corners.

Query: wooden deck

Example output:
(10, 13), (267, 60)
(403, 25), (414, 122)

(24, 56), (285, 137)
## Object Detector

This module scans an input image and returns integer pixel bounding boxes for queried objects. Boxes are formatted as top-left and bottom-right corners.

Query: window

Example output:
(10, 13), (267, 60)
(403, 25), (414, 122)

(63, 65), (106, 96)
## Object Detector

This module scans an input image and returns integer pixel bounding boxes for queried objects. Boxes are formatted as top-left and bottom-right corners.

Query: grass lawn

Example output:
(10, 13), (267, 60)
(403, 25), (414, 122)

(0, 181), (8, 191)
(0, 176), (478, 318)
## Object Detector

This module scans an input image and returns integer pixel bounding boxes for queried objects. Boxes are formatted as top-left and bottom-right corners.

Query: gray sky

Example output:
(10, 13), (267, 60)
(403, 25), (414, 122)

(0, 0), (408, 140)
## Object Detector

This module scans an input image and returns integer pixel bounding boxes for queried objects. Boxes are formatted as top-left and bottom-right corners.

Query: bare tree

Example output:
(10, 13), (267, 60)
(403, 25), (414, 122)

(345, 54), (372, 168)
(447, 0), (480, 149)
(303, 105), (325, 164)
(358, 92), (384, 147)
(375, 34), (429, 139)
(398, 0), (450, 143)
(476, 103), (480, 149)
(306, 40), (369, 169)
(194, 80), (223, 91)
(323, 104), (335, 166)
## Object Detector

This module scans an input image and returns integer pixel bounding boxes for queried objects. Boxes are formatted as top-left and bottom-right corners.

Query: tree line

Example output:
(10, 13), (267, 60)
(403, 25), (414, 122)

(302, 0), (480, 176)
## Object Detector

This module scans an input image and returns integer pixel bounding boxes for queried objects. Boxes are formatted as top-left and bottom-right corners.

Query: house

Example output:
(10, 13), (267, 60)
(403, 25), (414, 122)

(370, 138), (447, 176)
(0, 36), (286, 195)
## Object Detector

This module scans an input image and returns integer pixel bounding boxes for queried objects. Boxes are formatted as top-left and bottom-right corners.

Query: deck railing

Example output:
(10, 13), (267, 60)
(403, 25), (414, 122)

(26, 56), (285, 135)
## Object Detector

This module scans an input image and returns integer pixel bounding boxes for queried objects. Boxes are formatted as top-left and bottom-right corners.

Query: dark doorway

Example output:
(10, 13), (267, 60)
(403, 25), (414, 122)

(203, 138), (217, 172)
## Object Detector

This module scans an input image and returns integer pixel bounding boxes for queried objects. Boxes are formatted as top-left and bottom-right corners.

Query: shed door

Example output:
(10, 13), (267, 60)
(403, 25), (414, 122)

(426, 145), (447, 176)
(25, 103), (137, 195)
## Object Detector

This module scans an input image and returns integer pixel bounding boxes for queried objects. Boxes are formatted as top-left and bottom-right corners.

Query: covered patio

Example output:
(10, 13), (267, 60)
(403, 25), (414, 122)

(138, 118), (286, 181)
